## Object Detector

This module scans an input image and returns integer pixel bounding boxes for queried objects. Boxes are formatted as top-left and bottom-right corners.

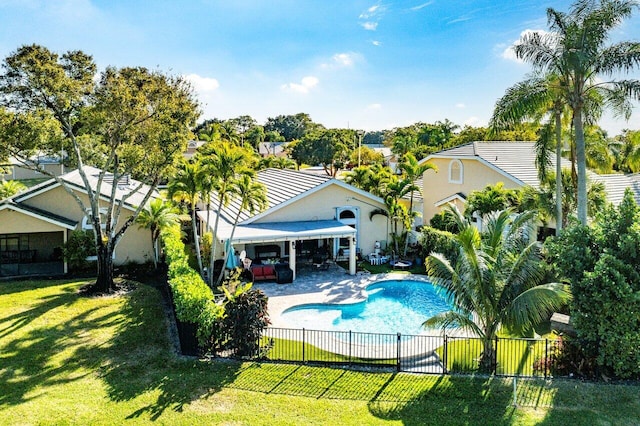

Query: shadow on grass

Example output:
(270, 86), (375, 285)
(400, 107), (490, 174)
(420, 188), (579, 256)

(0, 279), (242, 421)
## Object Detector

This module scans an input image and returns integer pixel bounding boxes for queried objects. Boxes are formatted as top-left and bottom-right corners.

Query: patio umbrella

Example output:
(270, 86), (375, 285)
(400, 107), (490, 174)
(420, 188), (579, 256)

(225, 239), (238, 269)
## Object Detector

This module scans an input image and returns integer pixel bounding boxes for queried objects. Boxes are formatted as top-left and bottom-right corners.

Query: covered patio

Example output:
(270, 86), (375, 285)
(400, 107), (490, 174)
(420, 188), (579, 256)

(207, 218), (359, 281)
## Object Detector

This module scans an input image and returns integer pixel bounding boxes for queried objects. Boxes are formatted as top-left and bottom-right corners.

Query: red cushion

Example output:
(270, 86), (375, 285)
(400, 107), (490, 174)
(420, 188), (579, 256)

(252, 266), (264, 276)
(263, 265), (275, 276)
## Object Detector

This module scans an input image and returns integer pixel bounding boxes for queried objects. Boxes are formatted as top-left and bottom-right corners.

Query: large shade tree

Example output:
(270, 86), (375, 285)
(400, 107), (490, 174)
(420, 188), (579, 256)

(514, 0), (640, 225)
(0, 44), (199, 292)
(424, 206), (571, 372)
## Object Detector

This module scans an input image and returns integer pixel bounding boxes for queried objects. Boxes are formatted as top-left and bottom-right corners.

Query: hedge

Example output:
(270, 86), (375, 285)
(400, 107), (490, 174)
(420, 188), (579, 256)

(161, 225), (223, 346)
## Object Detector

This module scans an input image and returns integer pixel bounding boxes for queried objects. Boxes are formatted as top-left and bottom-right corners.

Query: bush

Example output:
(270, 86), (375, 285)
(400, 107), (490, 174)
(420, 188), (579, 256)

(429, 210), (461, 233)
(161, 225), (223, 347)
(63, 229), (97, 270)
(418, 226), (459, 266)
(222, 283), (271, 357)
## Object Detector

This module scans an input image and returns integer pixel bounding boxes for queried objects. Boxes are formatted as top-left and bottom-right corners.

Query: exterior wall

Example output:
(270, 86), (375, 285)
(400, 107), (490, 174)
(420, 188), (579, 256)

(254, 183), (389, 257)
(21, 185), (153, 265)
(2, 163), (65, 181)
(422, 158), (521, 224)
(0, 209), (65, 234)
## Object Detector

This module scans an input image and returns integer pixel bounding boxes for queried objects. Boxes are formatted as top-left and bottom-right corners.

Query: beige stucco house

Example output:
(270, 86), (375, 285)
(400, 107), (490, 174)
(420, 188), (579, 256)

(0, 166), (156, 277)
(419, 141), (640, 230)
(198, 168), (389, 279)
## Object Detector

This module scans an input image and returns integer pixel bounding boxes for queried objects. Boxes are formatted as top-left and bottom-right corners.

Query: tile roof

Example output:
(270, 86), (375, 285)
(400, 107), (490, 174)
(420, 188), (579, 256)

(429, 141), (571, 189)
(215, 168), (333, 223)
(14, 165), (158, 209)
(427, 141), (640, 205)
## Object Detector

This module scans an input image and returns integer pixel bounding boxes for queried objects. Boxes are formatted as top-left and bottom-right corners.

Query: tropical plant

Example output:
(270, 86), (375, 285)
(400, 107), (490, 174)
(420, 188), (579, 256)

(217, 174), (267, 286)
(0, 179), (27, 199)
(544, 190), (640, 378)
(397, 153), (437, 256)
(198, 141), (255, 286)
(167, 160), (205, 276)
(424, 206), (571, 372)
(464, 183), (521, 221)
(514, 0), (640, 225)
(135, 198), (179, 268)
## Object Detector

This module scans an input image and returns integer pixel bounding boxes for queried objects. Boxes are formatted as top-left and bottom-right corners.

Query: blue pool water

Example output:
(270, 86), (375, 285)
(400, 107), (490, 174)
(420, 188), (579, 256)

(280, 280), (452, 335)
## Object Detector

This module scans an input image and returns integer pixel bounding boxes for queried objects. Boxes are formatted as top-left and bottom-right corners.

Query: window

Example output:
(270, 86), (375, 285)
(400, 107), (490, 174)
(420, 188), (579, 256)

(82, 208), (108, 230)
(448, 159), (463, 184)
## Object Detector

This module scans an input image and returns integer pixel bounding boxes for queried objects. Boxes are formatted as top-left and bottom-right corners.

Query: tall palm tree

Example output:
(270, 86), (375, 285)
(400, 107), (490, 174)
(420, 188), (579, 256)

(398, 153), (436, 256)
(491, 72), (568, 235)
(198, 141), (255, 286)
(515, 0), (640, 225)
(136, 198), (179, 268)
(424, 206), (571, 372)
(167, 160), (205, 276)
(217, 174), (268, 286)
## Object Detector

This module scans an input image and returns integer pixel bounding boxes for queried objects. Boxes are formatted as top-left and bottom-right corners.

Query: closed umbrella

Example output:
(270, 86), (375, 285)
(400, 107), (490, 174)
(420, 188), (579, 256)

(225, 239), (238, 269)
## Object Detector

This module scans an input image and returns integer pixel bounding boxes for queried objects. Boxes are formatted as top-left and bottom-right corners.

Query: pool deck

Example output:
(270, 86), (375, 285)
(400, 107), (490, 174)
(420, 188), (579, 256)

(252, 263), (432, 329)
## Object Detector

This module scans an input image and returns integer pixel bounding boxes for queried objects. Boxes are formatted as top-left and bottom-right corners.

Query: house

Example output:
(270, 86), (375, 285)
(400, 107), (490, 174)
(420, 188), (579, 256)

(419, 141), (640, 230)
(1, 154), (66, 181)
(197, 168), (389, 280)
(258, 142), (289, 157)
(0, 166), (157, 277)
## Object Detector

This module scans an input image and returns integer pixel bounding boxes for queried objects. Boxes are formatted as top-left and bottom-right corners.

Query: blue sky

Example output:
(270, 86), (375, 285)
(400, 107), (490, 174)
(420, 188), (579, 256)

(1, 0), (639, 135)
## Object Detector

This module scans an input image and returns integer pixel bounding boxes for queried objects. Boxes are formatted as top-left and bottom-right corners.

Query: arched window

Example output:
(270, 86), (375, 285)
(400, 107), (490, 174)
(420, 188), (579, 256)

(448, 159), (463, 184)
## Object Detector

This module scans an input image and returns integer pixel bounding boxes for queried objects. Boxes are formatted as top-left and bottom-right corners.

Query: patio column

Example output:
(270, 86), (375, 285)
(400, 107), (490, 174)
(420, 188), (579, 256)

(349, 235), (356, 275)
(289, 240), (296, 281)
(63, 230), (68, 274)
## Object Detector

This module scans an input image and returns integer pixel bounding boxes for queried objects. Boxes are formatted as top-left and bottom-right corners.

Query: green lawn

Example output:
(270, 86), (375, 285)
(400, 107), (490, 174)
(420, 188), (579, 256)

(1, 279), (639, 425)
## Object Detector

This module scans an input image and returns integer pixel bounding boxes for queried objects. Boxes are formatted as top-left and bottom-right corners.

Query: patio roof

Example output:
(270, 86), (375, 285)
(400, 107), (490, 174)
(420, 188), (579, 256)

(198, 213), (356, 244)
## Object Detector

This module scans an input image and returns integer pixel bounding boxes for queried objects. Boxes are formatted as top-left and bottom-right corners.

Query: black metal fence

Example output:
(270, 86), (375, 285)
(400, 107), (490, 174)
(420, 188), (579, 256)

(257, 327), (563, 378)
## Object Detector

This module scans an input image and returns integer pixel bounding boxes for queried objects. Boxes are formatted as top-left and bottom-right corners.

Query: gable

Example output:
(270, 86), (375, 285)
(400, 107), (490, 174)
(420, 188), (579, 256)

(253, 181), (386, 224)
(0, 203), (76, 234)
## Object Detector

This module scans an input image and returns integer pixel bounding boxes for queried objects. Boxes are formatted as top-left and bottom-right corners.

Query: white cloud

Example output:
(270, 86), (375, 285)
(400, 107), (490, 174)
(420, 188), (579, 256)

(372, 40), (382, 46)
(366, 103), (382, 110)
(281, 76), (319, 94)
(410, 2), (433, 11)
(361, 21), (378, 31)
(184, 73), (220, 92)
(464, 116), (483, 127)
(456, 103), (465, 109)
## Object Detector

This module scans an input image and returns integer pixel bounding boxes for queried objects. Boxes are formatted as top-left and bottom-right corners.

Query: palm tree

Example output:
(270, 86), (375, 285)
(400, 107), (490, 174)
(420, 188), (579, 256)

(515, 0), (640, 225)
(490, 72), (568, 235)
(0, 179), (27, 199)
(167, 160), (205, 276)
(198, 141), (255, 286)
(398, 153), (436, 256)
(136, 198), (179, 268)
(217, 174), (268, 286)
(424, 206), (571, 372)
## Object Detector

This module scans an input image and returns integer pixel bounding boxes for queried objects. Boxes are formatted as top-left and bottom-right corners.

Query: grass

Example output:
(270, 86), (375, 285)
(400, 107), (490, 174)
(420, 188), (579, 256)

(1, 279), (640, 425)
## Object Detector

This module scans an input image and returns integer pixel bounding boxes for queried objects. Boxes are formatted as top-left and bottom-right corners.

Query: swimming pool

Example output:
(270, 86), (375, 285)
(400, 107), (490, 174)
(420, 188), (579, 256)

(280, 280), (452, 335)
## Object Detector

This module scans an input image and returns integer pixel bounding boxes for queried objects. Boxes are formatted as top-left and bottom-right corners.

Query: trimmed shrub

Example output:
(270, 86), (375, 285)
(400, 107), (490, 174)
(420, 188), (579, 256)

(418, 226), (459, 266)
(161, 225), (223, 347)
(63, 229), (97, 270)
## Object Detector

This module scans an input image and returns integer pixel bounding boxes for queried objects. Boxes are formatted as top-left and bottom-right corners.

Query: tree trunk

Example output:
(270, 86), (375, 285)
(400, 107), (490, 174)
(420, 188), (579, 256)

(94, 244), (115, 293)
(191, 207), (204, 276)
(479, 335), (497, 373)
(574, 105), (588, 225)
(555, 111), (563, 236)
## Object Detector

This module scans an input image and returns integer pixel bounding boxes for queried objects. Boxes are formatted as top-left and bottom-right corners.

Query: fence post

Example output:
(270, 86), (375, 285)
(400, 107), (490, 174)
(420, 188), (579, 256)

(494, 336), (499, 375)
(443, 334), (448, 374)
(349, 330), (352, 366)
(397, 333), (401, 372)
(545, 338), (549, 379)
(302, 328), (306, 363)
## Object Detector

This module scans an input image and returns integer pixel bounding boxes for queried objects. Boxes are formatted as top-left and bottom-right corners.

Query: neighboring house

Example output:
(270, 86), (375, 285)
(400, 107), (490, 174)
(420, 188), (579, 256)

(0, 166), (157, 277)
(197, 168), (389, 279)
(1, 155), (66, 181)
(258, 142), (289, 157)
(183, 140), (207, 160)
(419, 141), (640, 231)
